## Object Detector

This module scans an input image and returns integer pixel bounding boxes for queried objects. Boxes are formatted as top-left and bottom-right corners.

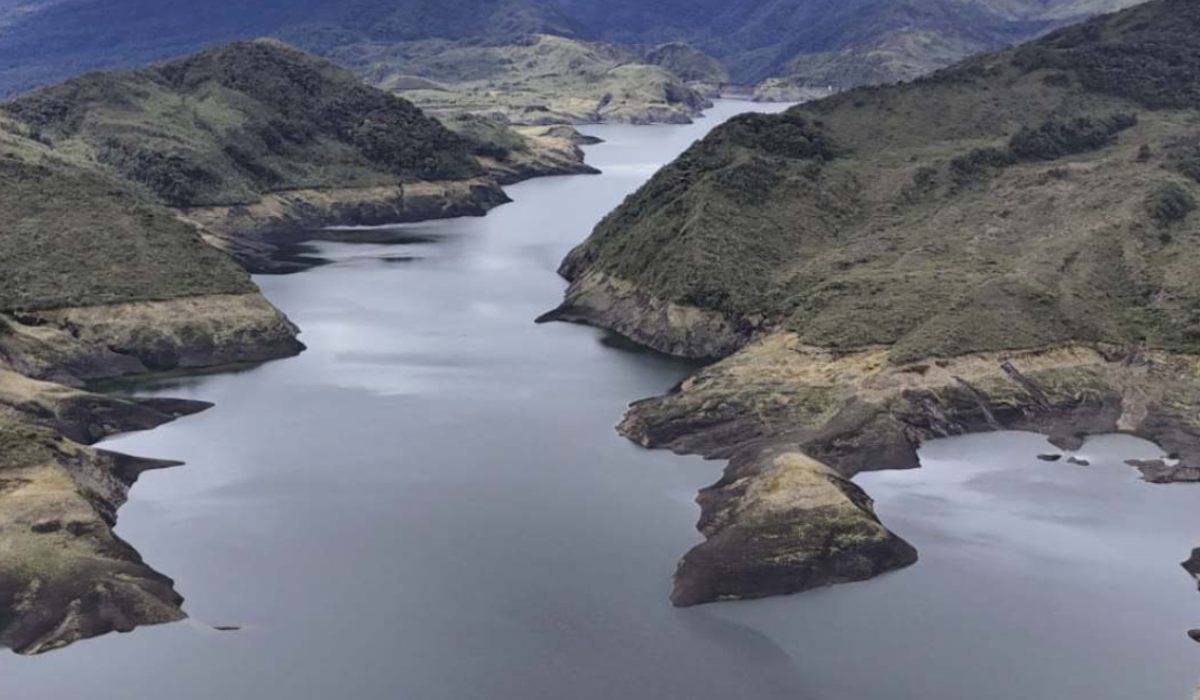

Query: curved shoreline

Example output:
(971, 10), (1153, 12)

(0, 131), (602, 654)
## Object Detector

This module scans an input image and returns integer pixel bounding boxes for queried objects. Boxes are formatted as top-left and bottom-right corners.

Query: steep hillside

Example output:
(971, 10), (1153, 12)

(555, 0), (1200, 362)
(0, 0), (706, 127)
(0, 126), (250, 312)
(546, 0), (1200, 606)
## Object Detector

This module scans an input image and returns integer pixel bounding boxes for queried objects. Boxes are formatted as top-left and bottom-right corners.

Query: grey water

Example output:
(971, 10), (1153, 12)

(3, 100), (1199, 699)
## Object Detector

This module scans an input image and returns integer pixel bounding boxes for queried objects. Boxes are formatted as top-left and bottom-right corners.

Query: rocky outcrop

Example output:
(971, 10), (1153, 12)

(0, 419), (187, 655)
(615, 334), (1200, 604)
(668, 449), (916, 606)
(0, 291), (303, 655)
(0, 294), (304, 385)
(0, 369), (211, 444)
(179, 180), (511, 273)
(477, 125), (601, 185)
(537, 271), (753, 360)
(1184, 549), (1200, 590)
(0, 367), (221, 654)
(1127, 460), (1200, 484)
(751, 80), (835, 103)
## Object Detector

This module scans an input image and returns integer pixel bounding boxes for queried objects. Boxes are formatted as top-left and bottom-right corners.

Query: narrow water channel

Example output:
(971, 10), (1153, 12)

(2, 100), (1197, 699)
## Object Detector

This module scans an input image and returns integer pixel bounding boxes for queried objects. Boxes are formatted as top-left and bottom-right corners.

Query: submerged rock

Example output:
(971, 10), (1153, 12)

(1127, 460), (1200, 484)
(1182, 549), (1200, 591)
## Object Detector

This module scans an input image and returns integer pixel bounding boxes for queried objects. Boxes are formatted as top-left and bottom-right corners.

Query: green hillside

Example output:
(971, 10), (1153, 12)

(3, 40), (480, 208)
(557, 0), (1200, 363)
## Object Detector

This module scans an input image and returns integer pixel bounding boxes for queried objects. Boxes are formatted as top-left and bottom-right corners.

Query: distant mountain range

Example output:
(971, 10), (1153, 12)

(0, 0), (1145, 96)
(549, 0), (1145, 84)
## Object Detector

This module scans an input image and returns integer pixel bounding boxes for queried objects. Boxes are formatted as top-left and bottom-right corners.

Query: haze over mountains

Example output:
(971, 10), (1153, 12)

(0, 0), (1145, 98)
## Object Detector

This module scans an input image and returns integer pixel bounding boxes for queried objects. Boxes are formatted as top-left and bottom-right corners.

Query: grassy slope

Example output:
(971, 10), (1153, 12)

(2, 40), (481, 208)
(562, 0), (1200, 363)
(0, 119), (253, 312)
(0, 39), (496, 312)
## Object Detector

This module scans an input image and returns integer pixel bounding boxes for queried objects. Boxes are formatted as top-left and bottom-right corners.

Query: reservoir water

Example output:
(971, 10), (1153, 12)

(3, 100), (1198, 699)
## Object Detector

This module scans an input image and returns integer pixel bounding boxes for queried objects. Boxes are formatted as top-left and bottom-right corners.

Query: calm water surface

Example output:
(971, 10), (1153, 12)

(3, 100), (1198, 699)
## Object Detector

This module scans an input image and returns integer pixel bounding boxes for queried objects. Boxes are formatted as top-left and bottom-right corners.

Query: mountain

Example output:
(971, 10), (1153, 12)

(0, 0), (577, 96)
(2, 40), (602, 269)
(329, 34), (712, 125)
(3, 39), (481, 207)
(0, 38), (582, 653)
(551, 0), (1149, 86)
(544, 0), (1200, 606)
(0, 0), (1145, 99)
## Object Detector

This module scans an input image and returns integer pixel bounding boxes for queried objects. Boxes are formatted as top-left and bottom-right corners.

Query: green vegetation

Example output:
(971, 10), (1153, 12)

(1168, 139), (1200, 183)
(1013, 0), (1200, 110)
(948, 147), (1016, 187)
(1148, 182), (1197, 225)
(643, 42), (729, 85)
(0, 139), (254, 312)
(0, 40), (519, 313)
(329, 34), (711, 126)
(947, 114), (1138, 186)
(1008, 114), (1138, 161)
(440, 114), (530, 160)
(3, 40), (480, 207)
(560, 0), (1200, 364)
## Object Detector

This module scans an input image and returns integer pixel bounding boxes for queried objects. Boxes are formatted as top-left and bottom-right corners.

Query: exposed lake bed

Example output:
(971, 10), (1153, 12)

(4, 100), (1199, 699)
